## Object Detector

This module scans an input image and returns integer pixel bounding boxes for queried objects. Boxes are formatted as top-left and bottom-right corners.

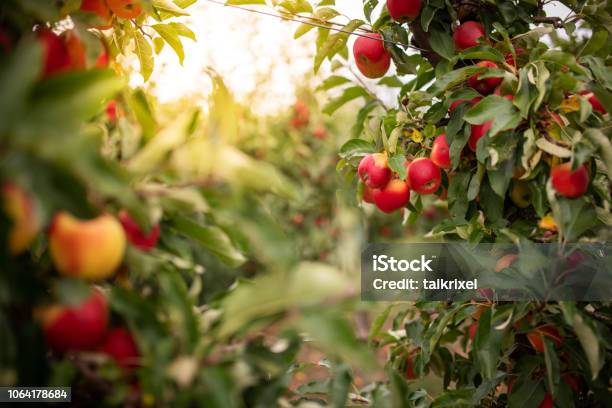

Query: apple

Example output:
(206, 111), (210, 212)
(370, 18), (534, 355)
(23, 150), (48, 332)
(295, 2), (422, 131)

(449, 96), (481, 113)
(407, 158), (441, 194)
(453, 21), (485, 50)
(372, 179), (410, 213)
(38, 289), (108, 353)
(538, 393), (553, 408)
(509, 180), (531, 208)
(430, 134), (451, 169)
(63, 30), (86, 70)
(106, 100), (118, 122)
(353, 33), (391, 79)
(495, 253), (518, 272)
(118, 210), (160, 251)
(313, 125), (327, 140)
(49, 212), (126, 280)
(468, 120), (492, 151)
(550, 163), (589, 198)
(98, 327), (140, 369)
(36, 29), (72, 77)
(527, 324), (562, 353)
(2, 183), (41, 255)
(95, 49), (109, 68)
(291, 100), (309, 129)
(579, 90), (606, 114)
(358, 153), (392, 188)
(80, 0), (112, 28)
(504, 47), (525, 67)
(468, 61), (502, 95)
(107, 0), (143, 19)
(0, 30), (12, 52)
(362, 184), (376, 204)
(387, 0), (421, 22)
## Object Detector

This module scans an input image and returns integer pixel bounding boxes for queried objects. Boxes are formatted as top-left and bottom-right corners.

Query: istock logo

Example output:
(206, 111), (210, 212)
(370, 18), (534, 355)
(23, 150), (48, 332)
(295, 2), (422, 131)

(372, 254), (434, 272)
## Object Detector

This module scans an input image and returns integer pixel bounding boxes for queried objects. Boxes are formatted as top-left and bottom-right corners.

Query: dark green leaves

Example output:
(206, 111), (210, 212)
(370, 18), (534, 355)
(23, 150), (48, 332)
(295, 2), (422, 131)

(465, 95), (521, 137)
(339, 138), (376, 159)
(428, 28), (454, 60)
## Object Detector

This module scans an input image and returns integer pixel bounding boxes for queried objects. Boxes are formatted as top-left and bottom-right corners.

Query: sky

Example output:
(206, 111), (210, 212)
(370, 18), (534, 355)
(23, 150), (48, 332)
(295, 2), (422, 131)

(142, 1), (573, 115)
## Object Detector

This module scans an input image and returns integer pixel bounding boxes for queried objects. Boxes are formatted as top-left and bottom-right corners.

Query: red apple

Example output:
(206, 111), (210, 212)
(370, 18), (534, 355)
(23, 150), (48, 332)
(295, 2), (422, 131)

(407, 158), (441, 194)
(579, 91), (606, 114)
(36, 29), (72, 77)
(504, 47), (525, 67)
(106, 100), (118, 122)
(468, 61), (502, 95)
(449, 96), (482, 113)
(362, 184), (376, 204)
(313, 125), (327, 140)
(405, 354), (417, 379)
(291, 100), (309, 129)
(468, 120), (492, 151)
(80, 0), (112, 28)
(39, 289), (108, 353)
(550, 163), (589, 198)
(358, 153), (392, 188)
(453, 21), (485, 50)
(353, 33), (391, 79)
(431, 134), (451, 169)
(538, 393), (553, 408)
(118, 210), (160, 251)
(387, 0), (421, 22)
(372, 179), (410, 213)
(98, 327), (140, 369)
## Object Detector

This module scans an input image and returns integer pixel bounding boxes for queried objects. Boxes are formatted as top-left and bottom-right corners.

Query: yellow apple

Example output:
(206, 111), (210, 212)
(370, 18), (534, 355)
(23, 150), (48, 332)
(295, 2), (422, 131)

(49, 212), (126, 280)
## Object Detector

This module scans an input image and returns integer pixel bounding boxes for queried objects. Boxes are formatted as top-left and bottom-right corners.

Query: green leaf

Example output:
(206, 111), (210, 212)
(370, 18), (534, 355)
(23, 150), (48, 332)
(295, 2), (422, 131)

(540, 50), (589, 76)
(427, 66), (482, 95)
(388, 154), (406, 179)
(171, 216), (246, 267)
(377, 76), (403, 87)
(543, 337), (560, 397)
(153, 0), (190, 15)
(581, 29), (608, 56)
(329, 363), (352, 407)
(465, 95), (521, 137)
(313, 19), (363, 73)
(226, 0), (266, 4)
(278, 0), (313, 13)
(294, 23), (315, 39)
(322, 86), (369, 115)
(152, 24), (185, 64)
(460, 45), (505, 63)
(317, 75), (351, 90)
(167, 22), (196, 40)
(133, 30), (154, 81)
(428, 28), (455, 60)
(338, 138), (375, 159)
(557, 198), (598, 241)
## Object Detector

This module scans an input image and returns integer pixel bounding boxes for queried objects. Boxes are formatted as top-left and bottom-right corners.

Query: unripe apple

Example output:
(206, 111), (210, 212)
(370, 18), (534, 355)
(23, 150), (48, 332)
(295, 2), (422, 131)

(550, 163), (589, 198)
(430, 134), (451, 169)
(468, 120), (492, 151)
(36, 29), (73, 77)
(495, 253), (518, 272)
(49, 212), (126, 280)
(407, 158), (441, 194)
(372, 179), (410, 213)
(387, 0), (421, 22)
(98, 327), (140, 369)
(538, 393), (553, 408)
(527, 324), (562, 353)
(362, 184), (376, 204)
(118, 210), (160, 251)
(509, 180), (531, 208)
(453, 21), (485, 50)
(107, 0), (143, 19)
(353, 33), (391, 79)
(579, 91), (606, 114)
(80, 0), (112, 28)
(468, 61), (502, 95)
(2, 183), (41, 255)
(38, 289), (108, 353)
(358, 153), (392, 189)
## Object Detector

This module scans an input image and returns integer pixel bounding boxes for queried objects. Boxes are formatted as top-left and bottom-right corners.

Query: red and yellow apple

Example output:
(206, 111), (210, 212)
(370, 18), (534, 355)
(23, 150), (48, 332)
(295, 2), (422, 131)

(49, 212), (126, 280)
(107, 0), (143, 19)
(407, 158), (441, 194)
(2, 183), (41, 255)
(453, 21), (485, 50)
(550, 162), (589, 198)
(353, 33), (391, 79)
(372, 179), (410, 213)
(38, 289), (108, 353)
(358, 153), (392, 189)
